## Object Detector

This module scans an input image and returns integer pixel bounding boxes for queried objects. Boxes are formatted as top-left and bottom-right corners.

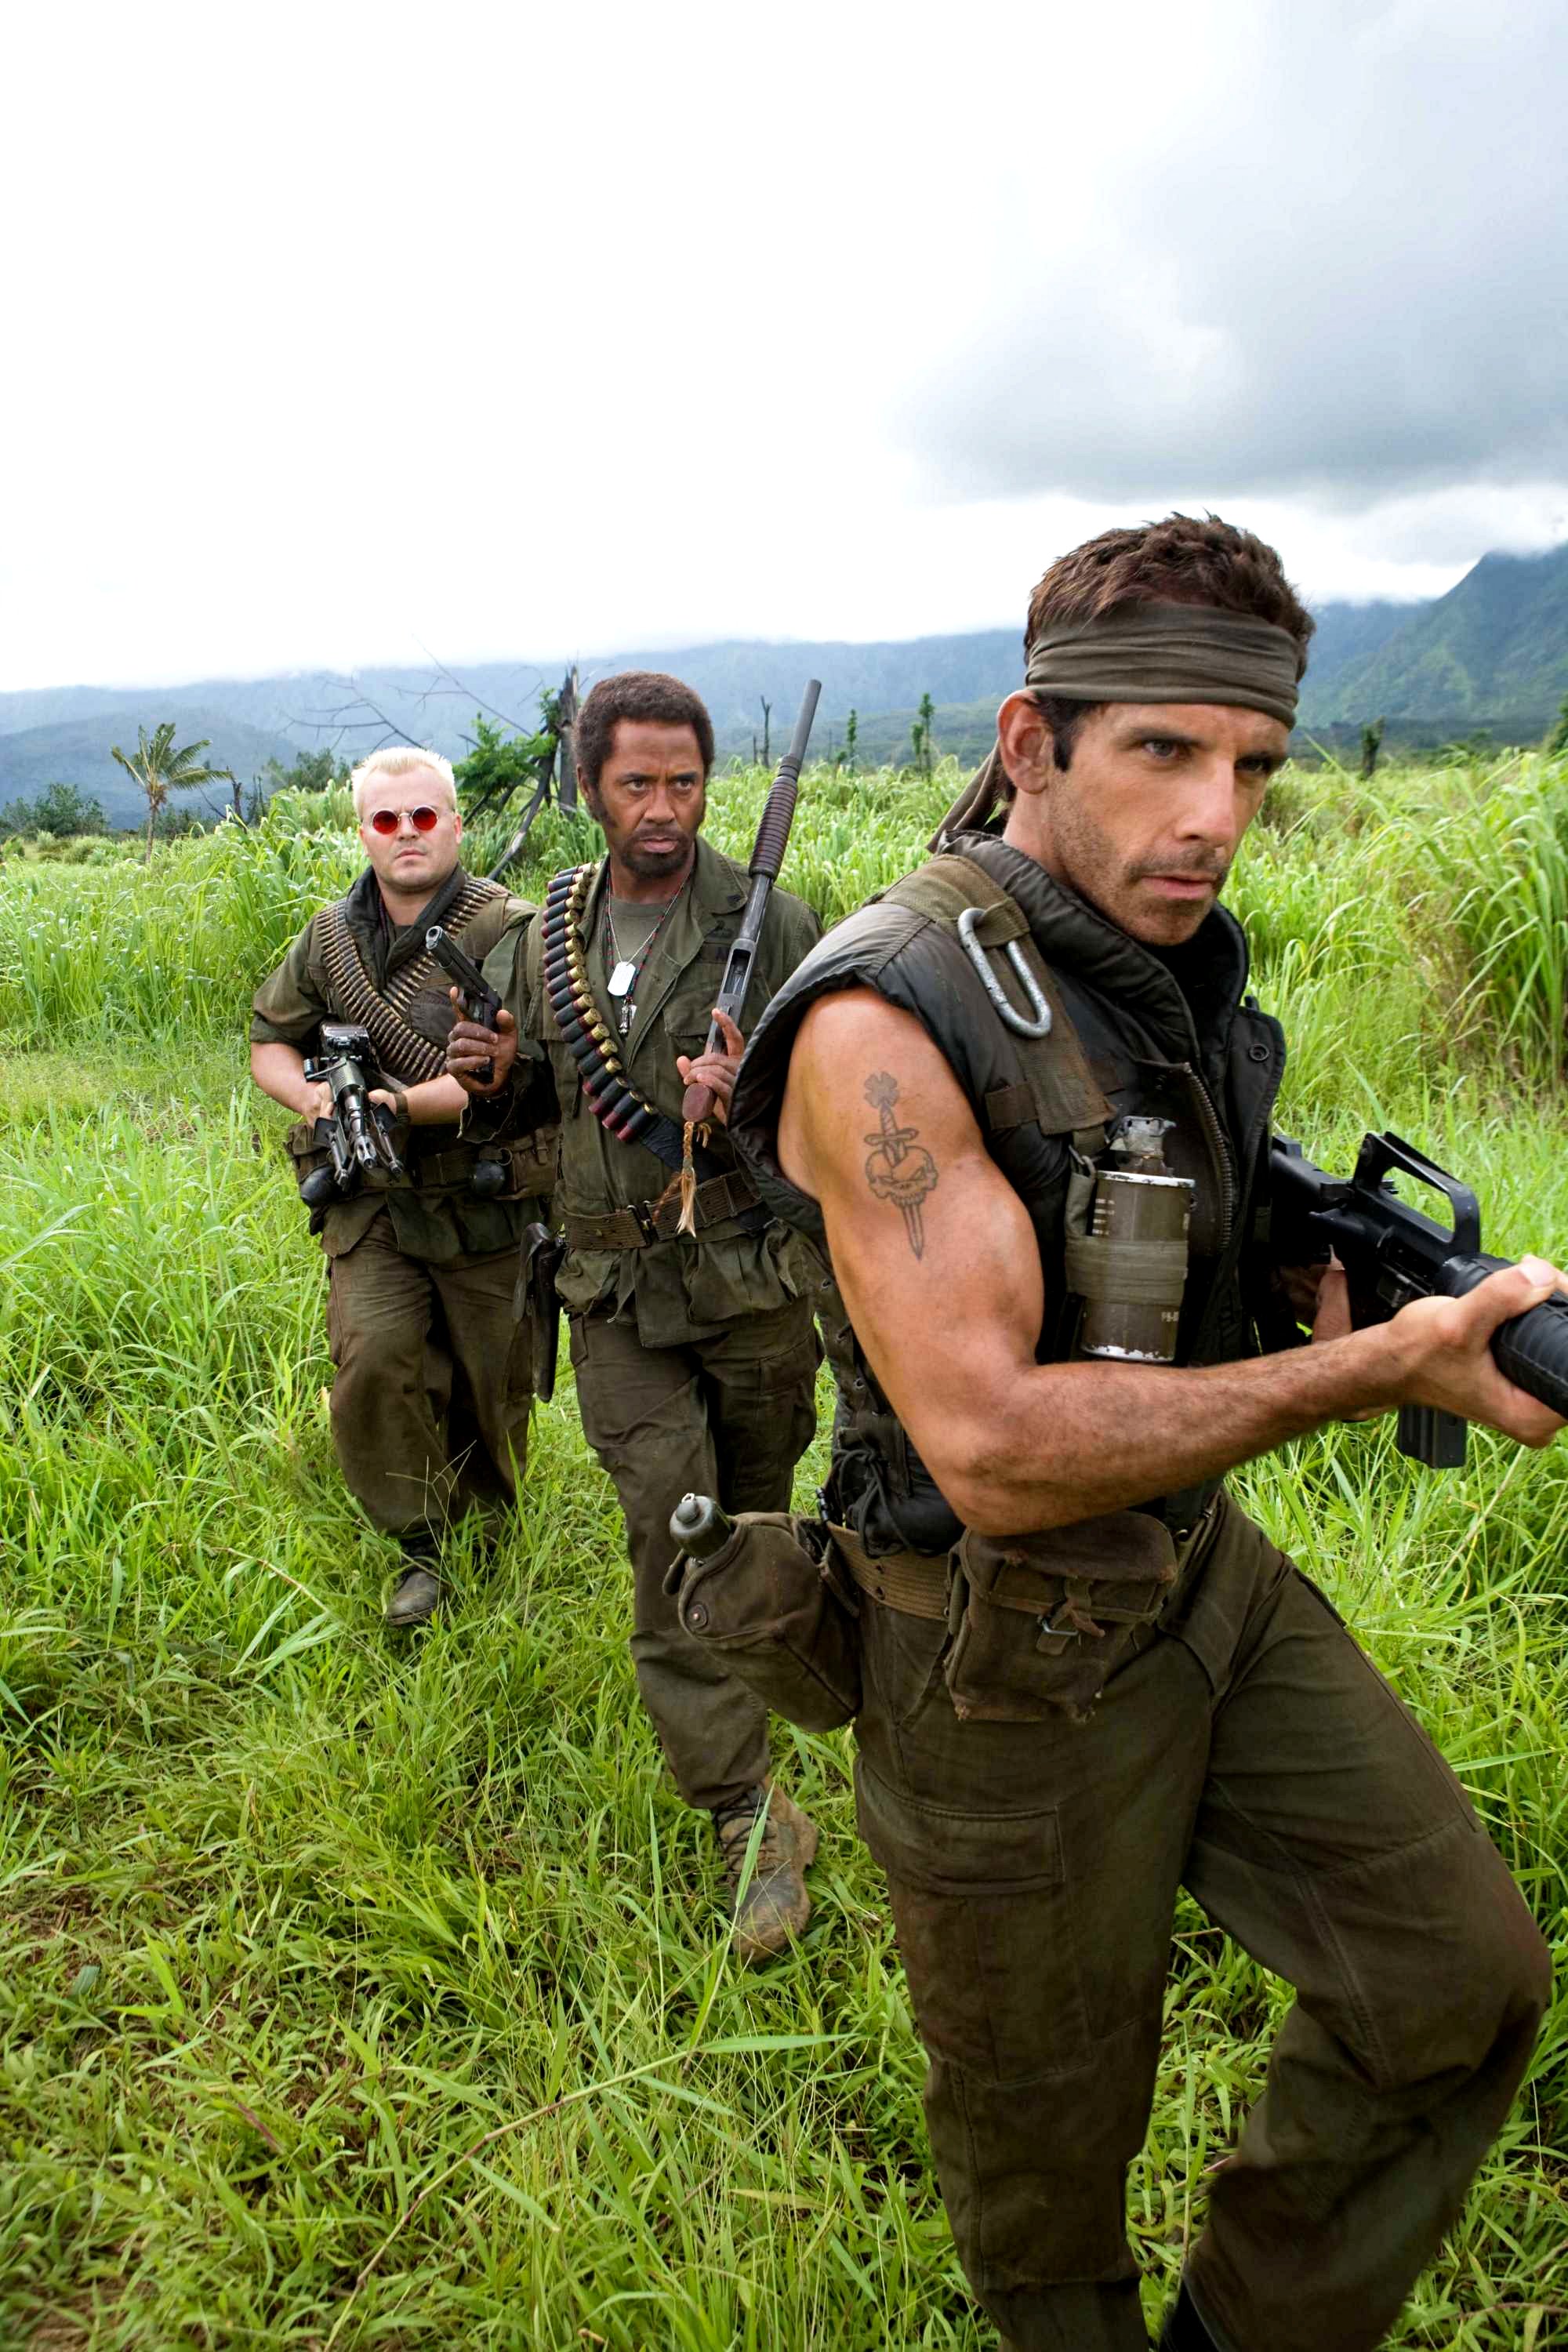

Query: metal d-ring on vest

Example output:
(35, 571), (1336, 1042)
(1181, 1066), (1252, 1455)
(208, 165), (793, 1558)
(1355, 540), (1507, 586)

(955, 905), (1054, 1037)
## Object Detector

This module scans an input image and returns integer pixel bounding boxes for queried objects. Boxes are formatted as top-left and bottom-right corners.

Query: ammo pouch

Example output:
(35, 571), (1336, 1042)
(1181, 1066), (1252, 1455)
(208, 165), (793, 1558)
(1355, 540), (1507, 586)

(944, 1509), (1189, 1724)
(666, 1513), (862, 1733)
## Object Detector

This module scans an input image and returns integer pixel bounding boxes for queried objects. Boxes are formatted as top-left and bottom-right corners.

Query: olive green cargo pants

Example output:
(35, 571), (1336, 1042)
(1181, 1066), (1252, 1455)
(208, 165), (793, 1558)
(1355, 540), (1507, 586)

(569, 1296), (821, 1813)
(325, 1208), (532, 1539)
(852, 1495), (1551, 2352)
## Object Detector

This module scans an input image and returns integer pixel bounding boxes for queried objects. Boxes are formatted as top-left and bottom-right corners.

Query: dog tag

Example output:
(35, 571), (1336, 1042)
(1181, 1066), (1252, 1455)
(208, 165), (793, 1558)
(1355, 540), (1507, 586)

(608, 960), (637, 997)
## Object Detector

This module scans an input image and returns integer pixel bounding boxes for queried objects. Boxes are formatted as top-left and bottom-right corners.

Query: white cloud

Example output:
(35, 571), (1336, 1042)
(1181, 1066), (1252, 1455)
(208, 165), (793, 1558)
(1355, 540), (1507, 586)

(1, 0), (1563, 690)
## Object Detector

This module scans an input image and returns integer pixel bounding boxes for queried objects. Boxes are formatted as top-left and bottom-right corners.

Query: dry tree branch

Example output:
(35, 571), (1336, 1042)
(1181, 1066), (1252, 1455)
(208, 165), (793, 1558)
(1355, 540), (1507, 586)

(409, 641), (543, 739)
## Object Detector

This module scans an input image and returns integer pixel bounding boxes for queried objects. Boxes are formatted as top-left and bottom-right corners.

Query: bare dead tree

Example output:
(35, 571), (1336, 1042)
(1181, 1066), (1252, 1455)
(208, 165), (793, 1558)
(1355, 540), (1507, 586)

(555, 666), (580, 811)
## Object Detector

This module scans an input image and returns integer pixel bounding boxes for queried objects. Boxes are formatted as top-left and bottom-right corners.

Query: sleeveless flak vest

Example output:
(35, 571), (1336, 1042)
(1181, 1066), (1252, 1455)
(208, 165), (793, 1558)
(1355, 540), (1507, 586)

(731, 833), (1289, 1555)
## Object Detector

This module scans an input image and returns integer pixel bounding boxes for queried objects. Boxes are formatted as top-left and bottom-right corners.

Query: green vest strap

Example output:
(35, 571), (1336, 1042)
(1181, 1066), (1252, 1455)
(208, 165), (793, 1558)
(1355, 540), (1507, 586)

(884, 853), (1112, 1142)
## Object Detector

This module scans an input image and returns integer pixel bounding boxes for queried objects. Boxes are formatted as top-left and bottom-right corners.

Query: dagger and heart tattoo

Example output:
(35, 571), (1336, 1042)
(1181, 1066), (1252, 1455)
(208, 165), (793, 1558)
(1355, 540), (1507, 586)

(861, 1070), (939, 1260)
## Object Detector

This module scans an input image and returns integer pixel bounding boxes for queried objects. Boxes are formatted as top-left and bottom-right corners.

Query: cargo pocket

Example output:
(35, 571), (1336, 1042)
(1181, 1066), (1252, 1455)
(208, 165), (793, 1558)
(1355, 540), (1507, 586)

(682, 1232), (793, 1325)
(855, 1755), (1090, 2081)
(945, 1512), (1179, 1725)
(666, 1512), (861, 1731)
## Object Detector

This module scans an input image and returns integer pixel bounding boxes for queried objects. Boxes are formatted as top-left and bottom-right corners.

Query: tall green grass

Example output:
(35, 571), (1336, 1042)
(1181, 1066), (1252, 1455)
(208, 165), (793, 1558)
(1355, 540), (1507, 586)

(2, 754), (1567, 2347)
(7, 751), (1568, 1094)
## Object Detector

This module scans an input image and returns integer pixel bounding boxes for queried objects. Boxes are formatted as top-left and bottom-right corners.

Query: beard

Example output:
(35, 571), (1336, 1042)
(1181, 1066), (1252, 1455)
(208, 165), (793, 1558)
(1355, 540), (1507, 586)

(586, 782), (706, 884)
(621, 829), (695, 880)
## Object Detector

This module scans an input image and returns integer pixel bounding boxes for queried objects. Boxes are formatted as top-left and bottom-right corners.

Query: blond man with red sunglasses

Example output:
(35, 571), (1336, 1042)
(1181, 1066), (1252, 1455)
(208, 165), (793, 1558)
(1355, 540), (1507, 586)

(250, 746), (558, 1625)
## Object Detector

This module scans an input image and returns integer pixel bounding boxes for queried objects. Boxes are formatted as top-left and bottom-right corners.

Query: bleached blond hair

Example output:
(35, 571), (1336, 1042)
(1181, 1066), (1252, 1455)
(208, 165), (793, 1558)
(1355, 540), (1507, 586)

(350, 745), (459, 819)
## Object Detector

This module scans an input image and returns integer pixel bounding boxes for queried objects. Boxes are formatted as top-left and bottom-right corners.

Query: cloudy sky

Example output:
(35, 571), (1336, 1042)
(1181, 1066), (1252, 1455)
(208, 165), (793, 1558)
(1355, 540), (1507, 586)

(4, 0), (1565, 690)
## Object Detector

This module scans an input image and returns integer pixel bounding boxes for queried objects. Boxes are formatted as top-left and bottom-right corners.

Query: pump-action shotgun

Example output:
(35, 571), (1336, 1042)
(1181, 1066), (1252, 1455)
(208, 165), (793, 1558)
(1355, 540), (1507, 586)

(681, 677), (821, 1126)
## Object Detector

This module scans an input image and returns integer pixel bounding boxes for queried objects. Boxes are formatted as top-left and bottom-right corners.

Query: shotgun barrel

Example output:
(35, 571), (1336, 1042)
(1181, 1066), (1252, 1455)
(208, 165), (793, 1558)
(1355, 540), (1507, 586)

(681, 678), (821, 1125)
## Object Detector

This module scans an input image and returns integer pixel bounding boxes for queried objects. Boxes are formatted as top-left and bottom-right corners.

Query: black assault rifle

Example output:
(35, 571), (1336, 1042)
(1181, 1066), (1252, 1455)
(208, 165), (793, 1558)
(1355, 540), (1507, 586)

(426, 924), (502, 1087)
(299, 1022), (405, 1207)
(1271, 1129), (1568, 1467)
(681, 677), (822, 1126)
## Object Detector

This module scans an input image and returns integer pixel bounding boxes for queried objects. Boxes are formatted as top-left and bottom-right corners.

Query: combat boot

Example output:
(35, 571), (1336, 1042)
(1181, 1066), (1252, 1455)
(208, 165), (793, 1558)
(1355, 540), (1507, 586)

(712, 1782), (818, 1964)
(385, 1535), (442, 1630)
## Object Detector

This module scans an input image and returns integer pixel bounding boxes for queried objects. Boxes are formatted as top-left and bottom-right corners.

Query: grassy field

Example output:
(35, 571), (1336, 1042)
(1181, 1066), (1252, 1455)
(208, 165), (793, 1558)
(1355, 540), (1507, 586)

(2, 754), (1567, 2349)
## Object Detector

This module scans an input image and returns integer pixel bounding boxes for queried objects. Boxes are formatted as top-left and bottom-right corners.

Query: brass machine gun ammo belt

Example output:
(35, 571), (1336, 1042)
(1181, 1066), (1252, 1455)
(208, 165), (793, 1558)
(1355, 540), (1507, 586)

(564, 1170), (762, 1250)
(318, 877), (506, 1086)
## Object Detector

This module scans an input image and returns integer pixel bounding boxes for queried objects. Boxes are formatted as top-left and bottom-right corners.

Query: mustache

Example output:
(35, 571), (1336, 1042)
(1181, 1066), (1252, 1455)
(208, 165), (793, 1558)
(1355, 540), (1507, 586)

(1127, 851), (1229, 885)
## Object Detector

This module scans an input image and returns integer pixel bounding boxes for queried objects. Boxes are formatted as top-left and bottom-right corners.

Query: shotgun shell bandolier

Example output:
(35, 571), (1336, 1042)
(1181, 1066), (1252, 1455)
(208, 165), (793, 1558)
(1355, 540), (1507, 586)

(676, 833), (1289, 1723)
(539, 860), (771, 1242)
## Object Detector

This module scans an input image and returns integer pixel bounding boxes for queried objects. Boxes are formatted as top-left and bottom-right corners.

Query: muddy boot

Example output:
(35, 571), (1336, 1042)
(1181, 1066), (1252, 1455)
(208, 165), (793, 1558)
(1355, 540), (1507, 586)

(385, 1536), (443, 1630)
(712, 1783), (818, 1965)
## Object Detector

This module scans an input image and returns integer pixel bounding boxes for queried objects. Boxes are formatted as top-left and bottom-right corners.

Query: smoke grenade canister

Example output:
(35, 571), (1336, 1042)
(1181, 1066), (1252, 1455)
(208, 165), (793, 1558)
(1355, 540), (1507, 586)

(1073, 1116), (1194, 1364)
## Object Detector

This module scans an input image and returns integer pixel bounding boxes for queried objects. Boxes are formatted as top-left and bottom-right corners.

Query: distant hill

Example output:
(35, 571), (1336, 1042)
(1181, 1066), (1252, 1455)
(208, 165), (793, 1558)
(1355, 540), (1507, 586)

(4, 545), (1565, 822)
(1300, 544), (1568, 738)
(1296, 601), (1421, 702)
(0, 708), (290, 829)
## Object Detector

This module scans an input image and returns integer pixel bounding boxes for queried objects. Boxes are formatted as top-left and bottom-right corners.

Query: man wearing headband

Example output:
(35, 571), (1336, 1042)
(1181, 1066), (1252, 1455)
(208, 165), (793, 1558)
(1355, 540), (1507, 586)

(728, 517), (1554, 2351)
(250, 746), (557, 1626)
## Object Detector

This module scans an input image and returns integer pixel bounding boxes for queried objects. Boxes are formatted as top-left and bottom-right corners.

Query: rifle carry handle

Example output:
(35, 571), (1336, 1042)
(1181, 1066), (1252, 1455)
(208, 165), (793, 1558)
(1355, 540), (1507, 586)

(681, 678), (821, 1127)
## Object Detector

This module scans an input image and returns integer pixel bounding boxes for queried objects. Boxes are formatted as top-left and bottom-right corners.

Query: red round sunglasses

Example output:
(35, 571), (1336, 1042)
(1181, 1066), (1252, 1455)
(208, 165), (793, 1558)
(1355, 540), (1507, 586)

(368, 804), (443, 836)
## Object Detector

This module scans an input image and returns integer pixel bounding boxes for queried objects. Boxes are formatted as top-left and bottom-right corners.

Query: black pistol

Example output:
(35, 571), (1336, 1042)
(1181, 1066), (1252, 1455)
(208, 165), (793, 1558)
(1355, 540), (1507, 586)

(427, 924), (502, 1087)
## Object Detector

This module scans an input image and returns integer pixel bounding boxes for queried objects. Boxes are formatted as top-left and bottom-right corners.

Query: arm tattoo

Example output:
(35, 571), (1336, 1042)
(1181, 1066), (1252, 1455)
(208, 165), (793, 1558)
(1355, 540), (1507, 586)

(862, 1071), (939, 1260)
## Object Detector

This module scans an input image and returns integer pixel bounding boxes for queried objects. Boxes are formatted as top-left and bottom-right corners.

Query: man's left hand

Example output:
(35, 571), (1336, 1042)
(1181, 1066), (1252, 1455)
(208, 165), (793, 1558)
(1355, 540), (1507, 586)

(676, 1008), (745, 1127)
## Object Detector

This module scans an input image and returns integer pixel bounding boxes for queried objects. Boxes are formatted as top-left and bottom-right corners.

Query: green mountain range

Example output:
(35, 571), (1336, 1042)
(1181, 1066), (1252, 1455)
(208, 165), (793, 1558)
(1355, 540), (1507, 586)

(4, 543), (1565, 827)
(1298, 544), (1568, 739)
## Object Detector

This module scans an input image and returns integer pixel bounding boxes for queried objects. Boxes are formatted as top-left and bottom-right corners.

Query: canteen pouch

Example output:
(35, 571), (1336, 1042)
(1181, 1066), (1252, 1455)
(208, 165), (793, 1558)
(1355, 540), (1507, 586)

(666, 1512), (862, 1733)
(943, 1510), (1182, 1724)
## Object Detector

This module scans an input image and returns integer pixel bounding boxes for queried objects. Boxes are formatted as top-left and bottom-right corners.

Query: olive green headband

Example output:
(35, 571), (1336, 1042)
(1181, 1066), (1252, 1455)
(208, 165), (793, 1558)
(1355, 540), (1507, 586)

(1025, 600), (1301, 727)
(933, 600), (1303, 845)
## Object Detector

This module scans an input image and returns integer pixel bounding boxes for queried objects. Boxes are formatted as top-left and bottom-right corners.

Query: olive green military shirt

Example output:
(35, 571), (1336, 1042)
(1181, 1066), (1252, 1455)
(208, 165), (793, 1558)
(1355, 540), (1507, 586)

(482, 833), (821, 1347)
(252, 863), (553, 1265)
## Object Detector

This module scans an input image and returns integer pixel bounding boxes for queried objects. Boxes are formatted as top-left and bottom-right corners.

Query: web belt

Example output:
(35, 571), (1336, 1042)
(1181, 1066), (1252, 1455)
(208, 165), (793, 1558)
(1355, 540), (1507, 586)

(564, 1170), (761, 1250)
(829, 1495), (1222, 1628)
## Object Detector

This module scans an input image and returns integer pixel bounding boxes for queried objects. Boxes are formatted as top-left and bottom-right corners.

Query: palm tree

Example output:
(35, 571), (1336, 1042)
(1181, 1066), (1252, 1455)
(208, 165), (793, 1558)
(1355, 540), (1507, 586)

(110, 722), (236, 862)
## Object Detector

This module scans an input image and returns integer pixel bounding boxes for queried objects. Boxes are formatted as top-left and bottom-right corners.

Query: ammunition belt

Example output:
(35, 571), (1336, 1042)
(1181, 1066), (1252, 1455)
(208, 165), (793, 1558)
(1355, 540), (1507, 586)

(319, 877), (506, 1086)
(564, 1169), (761, 1250)
(540, 862), (702, 1178)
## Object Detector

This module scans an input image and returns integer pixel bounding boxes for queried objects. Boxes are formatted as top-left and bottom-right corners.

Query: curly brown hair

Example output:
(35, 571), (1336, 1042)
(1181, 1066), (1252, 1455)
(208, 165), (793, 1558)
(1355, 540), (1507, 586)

(575, 671), (716, 799)
(1025, 513), (1314, 770)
